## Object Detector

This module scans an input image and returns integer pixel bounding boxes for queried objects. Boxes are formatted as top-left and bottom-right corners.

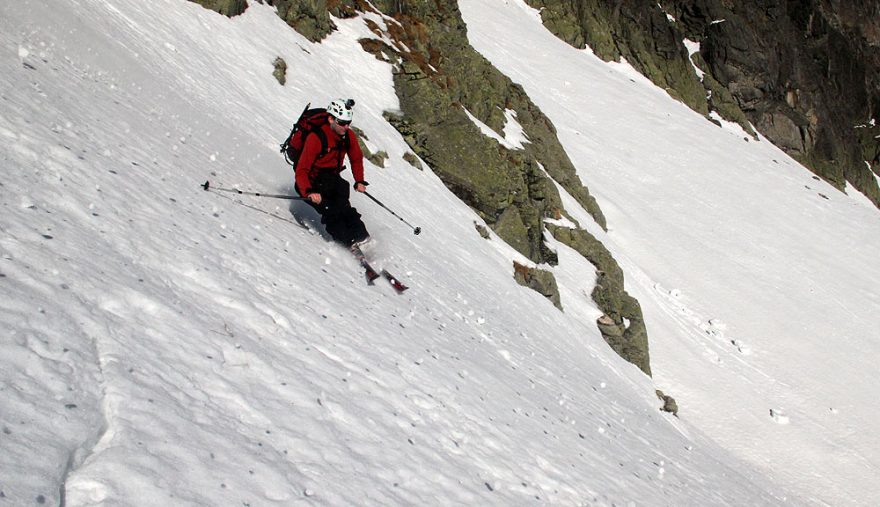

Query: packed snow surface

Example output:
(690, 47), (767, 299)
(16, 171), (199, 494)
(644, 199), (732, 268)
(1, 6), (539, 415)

(2, 0), (878, 505)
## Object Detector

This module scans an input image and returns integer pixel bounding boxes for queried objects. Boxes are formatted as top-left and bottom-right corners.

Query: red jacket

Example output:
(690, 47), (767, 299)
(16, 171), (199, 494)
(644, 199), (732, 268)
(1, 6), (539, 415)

(295, 122), (364, 195)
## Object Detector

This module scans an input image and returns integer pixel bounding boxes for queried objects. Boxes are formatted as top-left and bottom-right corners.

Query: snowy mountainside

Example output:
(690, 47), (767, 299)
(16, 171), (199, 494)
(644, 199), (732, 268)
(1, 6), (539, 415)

(460, 1), (880, 505)
(1, 1), (780, 504)
(1, 0), (877, 505)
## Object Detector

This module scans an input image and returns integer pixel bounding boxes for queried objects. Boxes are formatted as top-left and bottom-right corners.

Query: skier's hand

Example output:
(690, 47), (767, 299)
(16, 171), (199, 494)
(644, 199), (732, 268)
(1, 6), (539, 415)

(308, 193), (322, 204)
(354, 183), (367, 193)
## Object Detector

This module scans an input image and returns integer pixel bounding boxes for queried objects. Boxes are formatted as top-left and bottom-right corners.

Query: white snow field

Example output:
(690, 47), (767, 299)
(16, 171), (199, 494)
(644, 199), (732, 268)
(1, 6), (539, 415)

(1, 0), (878, 505)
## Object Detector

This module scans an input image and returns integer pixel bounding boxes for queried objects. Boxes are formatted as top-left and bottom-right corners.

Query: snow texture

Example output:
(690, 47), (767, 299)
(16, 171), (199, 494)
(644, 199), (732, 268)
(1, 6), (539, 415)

(1, 0), (878, 505)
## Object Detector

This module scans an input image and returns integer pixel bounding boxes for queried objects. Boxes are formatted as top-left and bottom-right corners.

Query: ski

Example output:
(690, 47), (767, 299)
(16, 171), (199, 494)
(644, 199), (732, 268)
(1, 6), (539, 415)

(351, 245), (407, 292)
(380, 269), (408, 293)
(362, 261), (381, 284)
(350, 246), (378, 283)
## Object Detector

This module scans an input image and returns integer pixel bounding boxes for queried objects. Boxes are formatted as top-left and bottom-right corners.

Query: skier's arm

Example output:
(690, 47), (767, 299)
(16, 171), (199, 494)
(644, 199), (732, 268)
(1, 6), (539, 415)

(347, 130), (366, 190)
(296, 134), (323, 197)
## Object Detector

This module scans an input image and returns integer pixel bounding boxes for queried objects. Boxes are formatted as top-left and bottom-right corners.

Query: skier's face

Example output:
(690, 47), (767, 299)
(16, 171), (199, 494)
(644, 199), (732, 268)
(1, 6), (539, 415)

(330, 116), (350, 135)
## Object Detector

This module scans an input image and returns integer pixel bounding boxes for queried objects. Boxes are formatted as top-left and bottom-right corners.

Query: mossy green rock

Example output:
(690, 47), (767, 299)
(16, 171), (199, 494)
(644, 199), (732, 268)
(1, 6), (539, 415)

(271, 0), (335, 42)
(513, 262), (562, 310)
(549, 224), (651, 376)
(402, 151), (423, 171)
(366, 0), (603, 265)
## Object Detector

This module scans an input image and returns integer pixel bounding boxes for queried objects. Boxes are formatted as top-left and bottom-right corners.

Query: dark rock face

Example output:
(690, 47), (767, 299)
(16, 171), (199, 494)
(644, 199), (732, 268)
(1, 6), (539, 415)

(529, 0), (880, 207)
(687, 0), (879, 201)
(188, 0), (248, 17)
(513, 262), (563, 310)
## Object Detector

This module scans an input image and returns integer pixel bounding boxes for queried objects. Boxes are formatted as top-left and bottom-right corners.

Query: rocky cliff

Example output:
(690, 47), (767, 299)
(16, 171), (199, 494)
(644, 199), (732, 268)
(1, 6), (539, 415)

(527, 0), (880, 207)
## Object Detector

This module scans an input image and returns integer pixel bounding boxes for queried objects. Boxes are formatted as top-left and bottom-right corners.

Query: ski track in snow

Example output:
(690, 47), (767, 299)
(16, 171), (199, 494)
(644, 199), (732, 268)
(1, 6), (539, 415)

(644, 278), (756, 366)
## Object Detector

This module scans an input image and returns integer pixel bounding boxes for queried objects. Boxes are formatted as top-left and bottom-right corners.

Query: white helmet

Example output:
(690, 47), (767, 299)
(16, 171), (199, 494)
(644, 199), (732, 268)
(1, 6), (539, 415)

(327, 98), (354, 123)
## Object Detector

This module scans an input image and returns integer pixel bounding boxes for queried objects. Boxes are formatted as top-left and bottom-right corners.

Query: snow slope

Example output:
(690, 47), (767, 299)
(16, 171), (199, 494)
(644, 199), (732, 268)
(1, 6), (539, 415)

(460, 1), (880, 505)
(0, 0), (877, 505)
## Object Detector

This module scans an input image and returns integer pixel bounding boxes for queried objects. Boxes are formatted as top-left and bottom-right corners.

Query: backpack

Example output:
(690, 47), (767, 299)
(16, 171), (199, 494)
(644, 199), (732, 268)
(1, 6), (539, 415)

(281, 103), (351, 172)
(280, 103), (331, 169)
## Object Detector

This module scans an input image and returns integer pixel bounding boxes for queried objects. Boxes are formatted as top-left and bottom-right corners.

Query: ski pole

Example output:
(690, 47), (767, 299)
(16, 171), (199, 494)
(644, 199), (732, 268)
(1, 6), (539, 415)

(201, 180), (308, 200)
(363, 191), (421, 235)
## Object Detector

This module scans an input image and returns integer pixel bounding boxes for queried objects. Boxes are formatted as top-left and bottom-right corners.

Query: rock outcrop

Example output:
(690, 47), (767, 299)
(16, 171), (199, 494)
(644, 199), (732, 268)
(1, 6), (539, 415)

(272, 56), (287, 85)
(527, 0), (880, 207)
(364, 0), (605, 267)
(189, 0), (249, 17)
(513, 262), (563, 311)
(264, 0), (345, 42)
(548, 225), (651, 376)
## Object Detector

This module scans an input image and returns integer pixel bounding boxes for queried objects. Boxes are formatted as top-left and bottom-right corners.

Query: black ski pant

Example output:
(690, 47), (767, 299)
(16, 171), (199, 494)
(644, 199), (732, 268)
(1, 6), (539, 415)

(299, 172), (369, 247)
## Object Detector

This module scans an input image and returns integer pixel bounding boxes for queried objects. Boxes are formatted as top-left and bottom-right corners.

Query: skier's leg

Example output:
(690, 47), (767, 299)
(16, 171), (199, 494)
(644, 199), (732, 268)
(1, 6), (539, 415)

(320, 175), (369, 247)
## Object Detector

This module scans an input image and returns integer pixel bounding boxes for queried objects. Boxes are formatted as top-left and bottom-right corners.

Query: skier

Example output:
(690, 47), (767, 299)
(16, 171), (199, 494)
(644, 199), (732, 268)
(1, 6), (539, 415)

(294, 98), (370, 250)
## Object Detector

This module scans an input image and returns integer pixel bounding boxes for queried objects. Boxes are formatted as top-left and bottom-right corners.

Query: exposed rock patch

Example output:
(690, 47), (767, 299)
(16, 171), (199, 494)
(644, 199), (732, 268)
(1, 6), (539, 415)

(513, 261), (563, 310)
(549, 225), (651, 376)
(272, 56), (287, 85)
(189, 0), (248, 17)
(656, 389), (679, 416)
